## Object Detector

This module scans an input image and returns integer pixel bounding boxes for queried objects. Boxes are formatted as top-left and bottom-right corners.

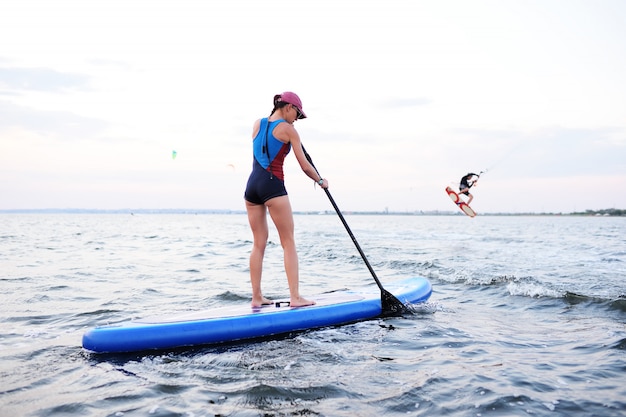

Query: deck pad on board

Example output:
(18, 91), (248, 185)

(137, 292), (365, 324)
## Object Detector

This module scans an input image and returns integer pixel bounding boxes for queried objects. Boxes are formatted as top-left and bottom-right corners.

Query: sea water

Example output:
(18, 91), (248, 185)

(0, 213), (624, 416)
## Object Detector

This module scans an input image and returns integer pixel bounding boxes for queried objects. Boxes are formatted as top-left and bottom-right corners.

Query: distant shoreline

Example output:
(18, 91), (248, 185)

(0, 208), (623, 216)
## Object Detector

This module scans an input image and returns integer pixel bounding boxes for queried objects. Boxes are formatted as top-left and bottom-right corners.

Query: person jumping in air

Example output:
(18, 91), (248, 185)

(459, 173), (479, 205)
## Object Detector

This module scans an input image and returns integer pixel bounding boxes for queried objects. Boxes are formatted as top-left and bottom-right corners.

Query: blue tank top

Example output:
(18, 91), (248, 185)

(252, 118), (291, 181)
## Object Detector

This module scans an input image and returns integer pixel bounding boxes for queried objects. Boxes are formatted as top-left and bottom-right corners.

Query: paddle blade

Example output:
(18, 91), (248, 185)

(381, 289), (409, 316)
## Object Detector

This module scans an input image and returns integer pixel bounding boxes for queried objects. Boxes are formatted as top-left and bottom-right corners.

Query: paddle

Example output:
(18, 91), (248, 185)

(302, 146), (409, 316)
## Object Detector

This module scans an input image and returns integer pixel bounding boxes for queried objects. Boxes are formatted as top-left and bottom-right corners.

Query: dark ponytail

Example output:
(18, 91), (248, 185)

(270, 94), (289, 116)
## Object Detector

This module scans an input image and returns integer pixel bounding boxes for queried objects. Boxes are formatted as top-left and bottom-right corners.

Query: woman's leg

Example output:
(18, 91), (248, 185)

(266, 196), (315, 306)
(246, 200), (273, 307)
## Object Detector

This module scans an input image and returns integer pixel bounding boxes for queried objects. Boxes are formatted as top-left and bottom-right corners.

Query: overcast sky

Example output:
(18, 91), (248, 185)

(1, 0), (624, 214)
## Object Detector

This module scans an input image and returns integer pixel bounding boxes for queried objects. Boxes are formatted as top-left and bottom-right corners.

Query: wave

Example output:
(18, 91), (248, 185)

(215, 290), (249, 303)
(433, 273), (626, 308)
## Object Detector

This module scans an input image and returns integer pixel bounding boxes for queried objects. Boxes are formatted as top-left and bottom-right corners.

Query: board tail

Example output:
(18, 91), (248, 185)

(458, 202), (476, 218)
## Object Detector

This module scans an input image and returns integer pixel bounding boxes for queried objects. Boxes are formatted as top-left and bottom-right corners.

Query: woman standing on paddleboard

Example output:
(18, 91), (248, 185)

(244, 92), (328, 308)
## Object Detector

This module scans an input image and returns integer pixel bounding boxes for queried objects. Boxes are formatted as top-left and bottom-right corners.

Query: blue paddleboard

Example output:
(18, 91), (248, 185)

(82, 277), (432, 353)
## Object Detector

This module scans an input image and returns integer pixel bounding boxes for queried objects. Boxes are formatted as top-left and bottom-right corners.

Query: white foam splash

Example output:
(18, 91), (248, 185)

(507, 282), (562, 298)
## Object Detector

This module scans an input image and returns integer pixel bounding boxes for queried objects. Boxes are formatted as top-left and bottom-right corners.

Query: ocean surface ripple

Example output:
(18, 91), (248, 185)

(1, 213), (625, 416)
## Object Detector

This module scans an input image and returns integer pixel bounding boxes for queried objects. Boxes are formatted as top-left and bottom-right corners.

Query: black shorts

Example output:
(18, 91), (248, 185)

(244, 160), (288, 204)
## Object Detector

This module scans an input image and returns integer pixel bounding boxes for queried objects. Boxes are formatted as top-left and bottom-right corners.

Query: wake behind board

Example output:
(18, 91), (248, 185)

(82, 277), (432, 353)
(445, 186), (476, 217)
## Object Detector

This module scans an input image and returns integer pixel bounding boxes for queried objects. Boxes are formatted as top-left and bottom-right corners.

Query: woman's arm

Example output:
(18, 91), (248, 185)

(275, 122), (328, 188)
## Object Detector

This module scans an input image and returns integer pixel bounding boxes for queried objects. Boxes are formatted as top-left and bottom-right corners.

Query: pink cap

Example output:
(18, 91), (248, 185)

(274, 91), (307, 119)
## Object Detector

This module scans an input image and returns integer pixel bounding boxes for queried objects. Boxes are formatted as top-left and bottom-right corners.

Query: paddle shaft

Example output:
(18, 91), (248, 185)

(301, 146), (401, 305)
(322, 183), (386, 291)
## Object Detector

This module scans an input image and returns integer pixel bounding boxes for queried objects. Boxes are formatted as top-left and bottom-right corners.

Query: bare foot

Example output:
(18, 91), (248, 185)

(290, 296), (316, 307)
(251, 296), (273, 308)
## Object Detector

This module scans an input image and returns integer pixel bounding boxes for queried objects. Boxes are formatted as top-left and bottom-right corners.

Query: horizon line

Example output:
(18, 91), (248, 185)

(0, 208), (622, 216)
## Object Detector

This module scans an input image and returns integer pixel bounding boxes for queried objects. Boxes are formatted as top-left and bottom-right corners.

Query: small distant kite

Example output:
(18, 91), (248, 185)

(227, 163), (235, 171)
(172, 150), (177, 160)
